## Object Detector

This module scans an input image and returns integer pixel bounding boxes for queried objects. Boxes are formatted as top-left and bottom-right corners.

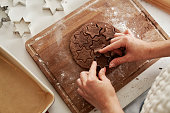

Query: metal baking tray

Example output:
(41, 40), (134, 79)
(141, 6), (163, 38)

(0, 46), (54, 113)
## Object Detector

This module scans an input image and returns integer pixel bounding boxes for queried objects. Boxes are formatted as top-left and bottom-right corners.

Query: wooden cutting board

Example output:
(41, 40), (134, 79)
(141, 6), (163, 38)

(25, 0), (169, 113)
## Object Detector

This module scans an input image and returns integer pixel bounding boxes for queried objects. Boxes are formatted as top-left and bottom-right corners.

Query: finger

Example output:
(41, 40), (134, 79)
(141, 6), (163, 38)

(109, 56), (128, 68)
(123, 29), (129, 34)
(80, 71), (89, 75)
(98, 67), (109, 82)
(77, 88), (84, 96)
(79, 71), (88, 77)
(80, 72), (88, 86)
(110, 37), (121, 43)
(114, 33), (125, 37)
(77, 78), (89, 95)
(77, 78), (83, 88)
(77, 88), (92, 104)
(80, 71), (89, 76)
(99, 39), (125, 53)
(77, 88), (88, 99)
(89, 61), (97, 78)
(112, 49), (123, 56)
(124, 29), (134, 36)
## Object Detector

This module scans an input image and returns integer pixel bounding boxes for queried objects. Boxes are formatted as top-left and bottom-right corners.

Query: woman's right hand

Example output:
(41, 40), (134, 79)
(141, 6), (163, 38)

(99, 30), (151, 68)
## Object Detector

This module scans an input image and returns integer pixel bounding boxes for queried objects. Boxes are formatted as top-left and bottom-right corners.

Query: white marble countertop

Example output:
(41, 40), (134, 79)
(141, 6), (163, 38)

(0, 0), (169, 113)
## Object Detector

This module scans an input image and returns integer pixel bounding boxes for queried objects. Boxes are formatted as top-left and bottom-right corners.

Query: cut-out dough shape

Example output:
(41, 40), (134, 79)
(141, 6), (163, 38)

(43, 0), (64, 15)
(13, 17), (31, 37)
(70, 22), (124, 69)
(13, 0), (26, 6)
(74, 31), (91, 48)
(90, 36), (106, 50)
(95, 54), (110, 68)
(0, 6), (10, 28)
(85, 23), (101, 38)
(77, 47), (92, 63)
(102, 27), (115, 40)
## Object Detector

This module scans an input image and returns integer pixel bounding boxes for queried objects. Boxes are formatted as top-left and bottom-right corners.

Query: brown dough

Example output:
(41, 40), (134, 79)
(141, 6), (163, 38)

(70, 22), (123, 69)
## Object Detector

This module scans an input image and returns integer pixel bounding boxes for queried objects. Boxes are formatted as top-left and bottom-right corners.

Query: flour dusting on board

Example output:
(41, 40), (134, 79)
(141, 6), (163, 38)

(54, 20), (66, 46)
(110, 64), (127, 82)
(56, 49), (79, 84)
(87, 4), (130, 32)
(60, 71), (66, 82)
(56, 50), (70, 63)
(34, 20), (65, 44)
(104, 7), (129, 32)
(59, 71), (77, 88)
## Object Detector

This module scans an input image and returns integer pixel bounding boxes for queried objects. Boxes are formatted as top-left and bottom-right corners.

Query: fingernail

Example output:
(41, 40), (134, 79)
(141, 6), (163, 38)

(101, 68), (105, 72)
(98, 49), (101, 53)
(93, 61), (97, 64)
(103, 67), (106, 72)
(109, 63), (115, 68)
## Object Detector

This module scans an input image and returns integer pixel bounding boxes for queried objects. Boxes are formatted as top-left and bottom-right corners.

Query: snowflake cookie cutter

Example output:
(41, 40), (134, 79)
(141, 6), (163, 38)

(0, 6), (10, 28)
(13, 17), (31, 37)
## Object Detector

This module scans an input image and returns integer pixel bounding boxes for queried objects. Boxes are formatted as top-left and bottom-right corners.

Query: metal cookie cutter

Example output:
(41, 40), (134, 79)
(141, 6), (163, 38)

(0, 6), (10, 28)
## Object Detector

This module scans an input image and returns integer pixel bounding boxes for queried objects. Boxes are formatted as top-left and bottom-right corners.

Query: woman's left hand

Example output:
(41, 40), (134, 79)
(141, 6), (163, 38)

(77, 61), (124, 113)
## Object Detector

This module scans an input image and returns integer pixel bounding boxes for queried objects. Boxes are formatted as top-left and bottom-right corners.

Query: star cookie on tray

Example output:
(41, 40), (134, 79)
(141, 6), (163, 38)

(43, 0), (64, 15)
(13, 17), (31, 37)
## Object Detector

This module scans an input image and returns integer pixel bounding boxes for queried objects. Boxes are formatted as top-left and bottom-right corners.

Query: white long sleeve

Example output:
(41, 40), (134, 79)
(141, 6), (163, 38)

(141, 64), (170, 113)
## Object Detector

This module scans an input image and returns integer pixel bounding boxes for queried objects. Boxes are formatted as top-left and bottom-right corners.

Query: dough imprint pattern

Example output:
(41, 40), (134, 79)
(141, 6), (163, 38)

(70, 22), (124, 69)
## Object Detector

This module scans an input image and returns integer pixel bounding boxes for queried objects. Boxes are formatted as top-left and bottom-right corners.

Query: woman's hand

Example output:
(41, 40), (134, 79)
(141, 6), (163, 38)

(77, 61), (124, 113)
(99, 30), (151, 68)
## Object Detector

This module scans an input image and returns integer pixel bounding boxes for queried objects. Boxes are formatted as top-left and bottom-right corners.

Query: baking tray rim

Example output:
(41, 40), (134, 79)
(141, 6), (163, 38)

(0, 45), (55, 113)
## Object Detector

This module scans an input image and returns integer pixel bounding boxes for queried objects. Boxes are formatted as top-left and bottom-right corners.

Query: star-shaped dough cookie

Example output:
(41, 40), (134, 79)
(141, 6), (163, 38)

(13, 17), (31, 37)
(74, 31), (91, 48)
(43, 0), (64, 15)
(85, 23), (101, 38)
(90, 35), (109, 50)
(13, 0), (26, 6)
(77, 47), (92, 63)
(102, 27), (115, 40)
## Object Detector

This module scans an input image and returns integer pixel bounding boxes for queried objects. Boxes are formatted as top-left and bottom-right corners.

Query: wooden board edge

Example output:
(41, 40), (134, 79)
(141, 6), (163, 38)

(132, 0), (169, 40)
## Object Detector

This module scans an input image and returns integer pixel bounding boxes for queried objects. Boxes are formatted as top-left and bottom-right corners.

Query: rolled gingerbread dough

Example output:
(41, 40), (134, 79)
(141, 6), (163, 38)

(70, 22), (123, 69)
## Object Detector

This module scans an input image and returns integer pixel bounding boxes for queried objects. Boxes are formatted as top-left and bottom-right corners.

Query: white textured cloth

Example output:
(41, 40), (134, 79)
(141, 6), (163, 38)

(141, 65), (170, 113)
